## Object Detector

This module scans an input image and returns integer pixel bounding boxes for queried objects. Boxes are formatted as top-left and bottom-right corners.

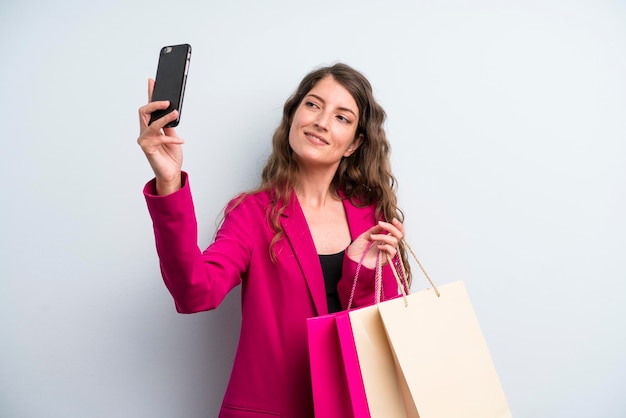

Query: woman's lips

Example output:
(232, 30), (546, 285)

(305, 132), (328, 145)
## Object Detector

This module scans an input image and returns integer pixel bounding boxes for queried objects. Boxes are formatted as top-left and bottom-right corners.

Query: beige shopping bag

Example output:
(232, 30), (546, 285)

(378, 280), (512, 418)
(349, 303), (416, 418)
(347, 250), (418, 418)
(349, 245), (512, 418)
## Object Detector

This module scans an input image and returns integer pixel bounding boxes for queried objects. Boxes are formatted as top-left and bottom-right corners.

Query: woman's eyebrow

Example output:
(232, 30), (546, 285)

(306, 93), (357, 118)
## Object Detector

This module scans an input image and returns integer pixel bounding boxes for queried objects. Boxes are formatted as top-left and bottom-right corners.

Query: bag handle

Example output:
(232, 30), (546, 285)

(346, 240), (376, 310)
(347, 239), (440, 310)
(387, 240), (441, 307)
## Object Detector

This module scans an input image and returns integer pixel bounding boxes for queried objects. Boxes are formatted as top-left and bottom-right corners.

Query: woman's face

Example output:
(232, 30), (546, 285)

(288, 76), (362, 171)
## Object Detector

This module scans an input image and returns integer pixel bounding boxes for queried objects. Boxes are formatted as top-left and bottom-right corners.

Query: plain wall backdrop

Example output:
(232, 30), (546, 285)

(1, 0), (625, 416)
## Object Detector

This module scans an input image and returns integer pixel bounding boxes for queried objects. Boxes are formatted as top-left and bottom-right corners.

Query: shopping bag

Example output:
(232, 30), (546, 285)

(378, 280), (513, 418)
(307, 312), (354, 418)
(350, 243), (512, 418)
(307, 310), (371, 418)
(349, 302), (417, 418)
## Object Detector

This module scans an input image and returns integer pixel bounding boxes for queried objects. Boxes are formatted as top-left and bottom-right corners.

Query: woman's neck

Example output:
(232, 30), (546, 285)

(293, 164), (340, 209)
(294, 181), (336, 209)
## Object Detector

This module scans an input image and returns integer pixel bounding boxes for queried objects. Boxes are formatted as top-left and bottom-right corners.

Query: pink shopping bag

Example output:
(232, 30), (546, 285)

(307, 311), (370, 418)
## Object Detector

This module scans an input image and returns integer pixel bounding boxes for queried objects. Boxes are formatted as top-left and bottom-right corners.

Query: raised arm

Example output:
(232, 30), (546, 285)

(137, 78), (185, 196)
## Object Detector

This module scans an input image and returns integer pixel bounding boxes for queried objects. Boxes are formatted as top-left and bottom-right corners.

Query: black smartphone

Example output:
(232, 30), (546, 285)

(149, 44), (192, 127)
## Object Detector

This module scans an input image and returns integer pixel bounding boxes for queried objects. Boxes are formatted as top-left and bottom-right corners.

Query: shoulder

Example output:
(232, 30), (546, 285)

(340, 191), (377, 216)
(341, 192), (381, 237)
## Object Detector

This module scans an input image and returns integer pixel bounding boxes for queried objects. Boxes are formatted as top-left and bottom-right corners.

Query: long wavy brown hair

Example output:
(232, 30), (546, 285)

(239, 63), (412, 285)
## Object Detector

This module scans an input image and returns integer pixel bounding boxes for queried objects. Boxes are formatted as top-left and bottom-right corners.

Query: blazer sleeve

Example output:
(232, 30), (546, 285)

(144, 172), (250, 313)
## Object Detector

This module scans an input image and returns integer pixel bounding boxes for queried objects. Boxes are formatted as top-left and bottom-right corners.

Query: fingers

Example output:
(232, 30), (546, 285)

(138, 102), (176, 131)
(137, 109), (183, 150)
(139, 100), (169, 114)
(370, 218), (404, 243)
(370, 218), (405, 259)
(153, 109), (179, 131)
(137, 130), (184, 149)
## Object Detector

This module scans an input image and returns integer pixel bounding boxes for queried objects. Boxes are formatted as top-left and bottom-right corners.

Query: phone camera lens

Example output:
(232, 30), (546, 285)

(163, 46), (173, 54)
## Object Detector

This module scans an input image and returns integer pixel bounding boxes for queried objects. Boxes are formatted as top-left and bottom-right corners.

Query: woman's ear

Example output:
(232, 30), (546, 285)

(344, 133), (364, 157)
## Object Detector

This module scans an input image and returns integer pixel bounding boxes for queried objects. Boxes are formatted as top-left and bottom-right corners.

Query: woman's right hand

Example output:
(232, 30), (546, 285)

(137, 78), (185, 195)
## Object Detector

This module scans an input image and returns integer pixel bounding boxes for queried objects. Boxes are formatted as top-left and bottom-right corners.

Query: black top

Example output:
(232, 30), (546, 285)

(319, 250), (345, 313)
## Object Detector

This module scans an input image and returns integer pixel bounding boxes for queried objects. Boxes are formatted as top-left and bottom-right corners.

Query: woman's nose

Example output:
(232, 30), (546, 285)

(314, 112), (330, 130)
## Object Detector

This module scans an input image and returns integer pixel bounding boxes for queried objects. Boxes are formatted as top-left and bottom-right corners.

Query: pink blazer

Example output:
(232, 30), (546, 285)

(144, 173), (398, 418)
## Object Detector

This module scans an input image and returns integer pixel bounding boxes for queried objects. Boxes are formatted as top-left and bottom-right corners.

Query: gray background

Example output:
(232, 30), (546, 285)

(1, 0), (625, 417)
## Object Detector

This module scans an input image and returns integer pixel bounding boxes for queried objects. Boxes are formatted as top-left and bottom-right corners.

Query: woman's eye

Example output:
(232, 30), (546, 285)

(337, 115), (350, 123)
(305, 101), (318, 108)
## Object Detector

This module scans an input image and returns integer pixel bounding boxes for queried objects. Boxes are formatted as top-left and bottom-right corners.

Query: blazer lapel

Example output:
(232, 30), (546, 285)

(280, 192), (378, 317)
(280, 192), (328, 316)
(342, 197), (377, 240)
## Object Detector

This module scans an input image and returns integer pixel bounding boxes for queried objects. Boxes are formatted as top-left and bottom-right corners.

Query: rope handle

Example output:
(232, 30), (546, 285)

(388, 240), (440, 300)
(346, 240), (375, 311)
(346, 239), (440, 310)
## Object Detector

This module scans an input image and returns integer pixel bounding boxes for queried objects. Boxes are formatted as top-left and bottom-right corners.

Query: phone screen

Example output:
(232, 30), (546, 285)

(149, 44), (192, 127)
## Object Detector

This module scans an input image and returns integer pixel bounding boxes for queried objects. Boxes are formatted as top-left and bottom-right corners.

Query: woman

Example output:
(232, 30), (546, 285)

(138, 63), (411, 417)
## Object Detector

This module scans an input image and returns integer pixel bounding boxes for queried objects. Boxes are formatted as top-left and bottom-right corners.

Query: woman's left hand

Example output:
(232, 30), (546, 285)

(347, 218), (404, 269)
